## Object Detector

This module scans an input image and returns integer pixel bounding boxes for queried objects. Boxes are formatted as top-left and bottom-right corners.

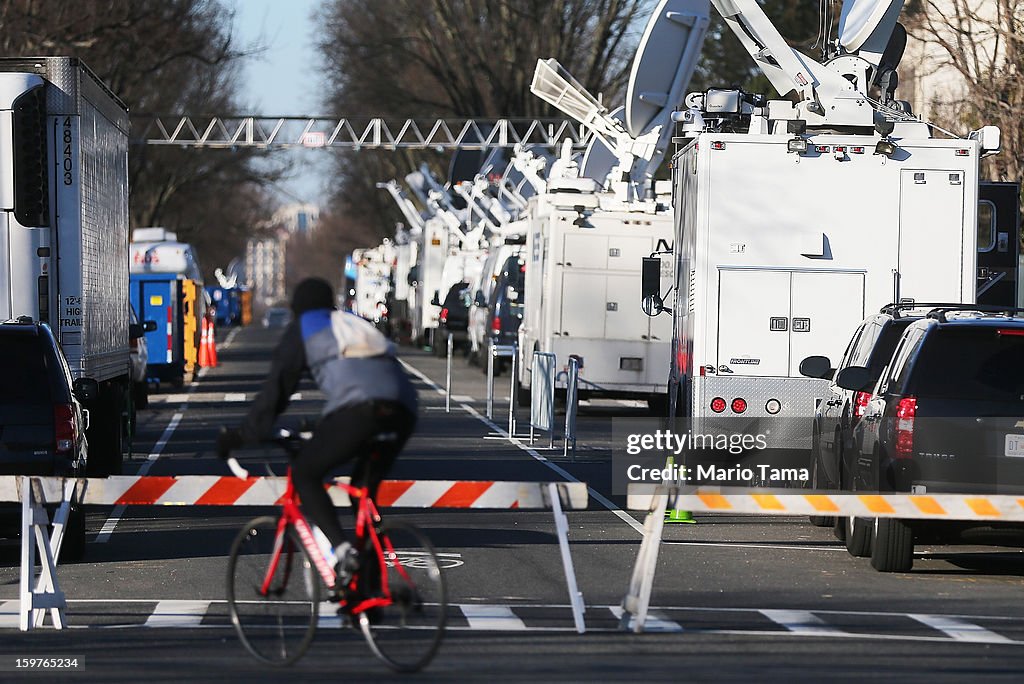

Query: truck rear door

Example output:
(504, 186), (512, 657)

(898, 170), (966, 302)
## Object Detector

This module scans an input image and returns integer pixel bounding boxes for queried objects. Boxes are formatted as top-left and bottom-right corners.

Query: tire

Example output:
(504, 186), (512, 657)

(358, 521), (447, 673)
(808, 433), (834, 528)
(227, 516), (320, 665)
(86, 385), (124, 477)
(845, 516), (872, 557)
(871, 518), (914, 572)
(646, 394), (669, 417)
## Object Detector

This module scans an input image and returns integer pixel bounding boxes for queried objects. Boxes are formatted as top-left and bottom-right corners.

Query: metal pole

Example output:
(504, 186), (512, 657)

(486, 344), (495, 419)
(548, 357), (555, 450)
(445, 333), (453, 413)
(564, 357), (579, 460)
(509, 347), (517, 437)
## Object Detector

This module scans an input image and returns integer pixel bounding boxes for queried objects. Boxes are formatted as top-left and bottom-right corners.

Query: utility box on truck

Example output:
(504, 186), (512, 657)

(0, 57), (132, 475)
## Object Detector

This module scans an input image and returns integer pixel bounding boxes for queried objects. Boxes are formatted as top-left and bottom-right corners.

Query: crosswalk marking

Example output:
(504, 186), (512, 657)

(608, 606), (684, 633)
(0, 601), (19, 629)
(144, 600), (210, 628)
(909, 613), (1014, 644)
(223, 393), (247, 402)
(760, 609), (848, 636)
(460, 604), (528, 631)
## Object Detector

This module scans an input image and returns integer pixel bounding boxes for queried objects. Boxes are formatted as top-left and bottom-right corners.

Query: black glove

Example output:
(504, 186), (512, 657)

(216, 426), (243, 460)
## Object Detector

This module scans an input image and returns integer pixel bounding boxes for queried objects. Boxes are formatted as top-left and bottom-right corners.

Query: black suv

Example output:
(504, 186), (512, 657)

(800, 304), (947, 537)
(434, 282), (471, 356)
(481, 255), (525, 375)
(838, 306), (1024, 572)
(0, 319), (89, 558)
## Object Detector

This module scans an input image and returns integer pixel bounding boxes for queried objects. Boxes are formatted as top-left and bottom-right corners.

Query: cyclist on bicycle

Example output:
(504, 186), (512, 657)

(216, 277), (418, 588)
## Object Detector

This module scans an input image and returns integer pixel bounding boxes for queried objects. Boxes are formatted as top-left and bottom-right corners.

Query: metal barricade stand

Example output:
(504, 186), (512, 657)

(445, 333), (454, 413)
(563, 356), (580, 459)
(487, 343), (518, 436)
(530, 351), (557, 449)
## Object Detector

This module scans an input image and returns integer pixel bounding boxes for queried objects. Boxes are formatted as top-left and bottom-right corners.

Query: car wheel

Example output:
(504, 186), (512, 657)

(845, 515), (872, 557)
(808, 436), (835, 527)
(871, 518), (914, 572)
(646, 394), (669, 416)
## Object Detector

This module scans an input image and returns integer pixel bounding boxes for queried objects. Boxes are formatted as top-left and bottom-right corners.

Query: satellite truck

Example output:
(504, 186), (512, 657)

(0, 57), (133, 475)
(516, 0), (709, 410)
(641, 0), (1003, 448)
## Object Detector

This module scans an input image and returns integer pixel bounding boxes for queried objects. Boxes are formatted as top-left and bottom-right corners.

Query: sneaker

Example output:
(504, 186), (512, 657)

(333, 543), (360, 587)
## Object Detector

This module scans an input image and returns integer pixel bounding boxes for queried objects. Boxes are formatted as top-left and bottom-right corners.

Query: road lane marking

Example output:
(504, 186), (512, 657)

(460, 604), (528, 631)
(0, 601), (18, 628)
(608, 606), (683, 633)
(909, 613), (1015, 644)
(144, 600), (210, 628)
(223, 327), (241, 349)
(451, 395), (473, 402)
(96, 411), (183, 543)
(223, 393), (247, 402)
(664, 540), (845, 552)
(760, 609), (849, 635)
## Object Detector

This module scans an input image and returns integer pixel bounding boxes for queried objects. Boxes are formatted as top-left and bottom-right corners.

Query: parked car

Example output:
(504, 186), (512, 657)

(800, 303), (947, 533)
(129, 305), (157, 409)
(838, 305), (1024, 572)
(0, 318), (90, 559)
(468, 242), (523, 365)
(262, 307), (291, 329)
(480, 255), (526, 376)
(433, 282), (471, 357)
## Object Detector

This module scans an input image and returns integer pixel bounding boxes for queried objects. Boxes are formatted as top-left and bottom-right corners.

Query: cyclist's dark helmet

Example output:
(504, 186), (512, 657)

(291, 277), (335, 315)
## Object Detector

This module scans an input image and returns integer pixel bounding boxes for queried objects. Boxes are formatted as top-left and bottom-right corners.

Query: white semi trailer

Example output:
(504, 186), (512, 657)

(643, 0), (1001, 446)
(0, 57), (132, 474)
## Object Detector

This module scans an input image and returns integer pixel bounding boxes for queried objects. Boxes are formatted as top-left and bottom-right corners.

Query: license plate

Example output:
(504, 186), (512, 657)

(1005, 434), (1024, 457)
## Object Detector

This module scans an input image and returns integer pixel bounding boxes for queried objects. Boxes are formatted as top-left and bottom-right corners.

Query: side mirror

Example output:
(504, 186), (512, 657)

(145, 320), (158, 332)
(799, 355), (834, 380)
(430, 291), (441, 307)
(835, 366), (874, 393)
(642, 295), (665, 317)
(129, 323), (144, 339)
(641, 257), (661, 299)
(474, 291), (487, 307)
(72, 377), (99, 404)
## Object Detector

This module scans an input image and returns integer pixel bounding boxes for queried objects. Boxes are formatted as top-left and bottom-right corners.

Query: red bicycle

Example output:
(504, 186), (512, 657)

(225, 430), (447, 672)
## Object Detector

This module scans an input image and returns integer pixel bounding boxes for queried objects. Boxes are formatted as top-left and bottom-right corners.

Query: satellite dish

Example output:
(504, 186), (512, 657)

(625, 0), (710, 138)
(838, 0), (904, 55)
(580, 107), (625, 183)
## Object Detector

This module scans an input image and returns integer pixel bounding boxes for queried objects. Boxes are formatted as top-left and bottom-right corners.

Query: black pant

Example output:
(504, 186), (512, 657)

(291, 401), (415, 548)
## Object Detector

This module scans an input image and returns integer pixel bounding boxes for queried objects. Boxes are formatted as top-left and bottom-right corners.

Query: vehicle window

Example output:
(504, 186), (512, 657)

(0, 336), (54, 403)
(884, 328), (924, 392)
(909, 327), (1024, 401)
(865, 319), (913, 377)
(851, 323), (881, 367)
(977, 200), (996, 253)
(837, 323), (866, 370)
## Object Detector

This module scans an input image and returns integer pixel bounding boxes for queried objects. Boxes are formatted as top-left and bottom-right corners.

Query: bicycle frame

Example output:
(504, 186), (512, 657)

(259, 467), (415, 616)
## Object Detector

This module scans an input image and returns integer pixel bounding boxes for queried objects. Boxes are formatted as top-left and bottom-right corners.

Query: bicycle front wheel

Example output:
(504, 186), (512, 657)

(227, 516), (321, 665)
(358, 520), (448, 672)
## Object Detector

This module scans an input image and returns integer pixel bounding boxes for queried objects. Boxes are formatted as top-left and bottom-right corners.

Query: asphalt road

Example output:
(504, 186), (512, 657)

(2, 325), (1024, 683)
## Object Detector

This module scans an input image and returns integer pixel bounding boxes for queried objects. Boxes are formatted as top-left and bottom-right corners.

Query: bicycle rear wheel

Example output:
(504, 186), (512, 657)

(357, 520), (447, 672)
(227, 516), (321, 665)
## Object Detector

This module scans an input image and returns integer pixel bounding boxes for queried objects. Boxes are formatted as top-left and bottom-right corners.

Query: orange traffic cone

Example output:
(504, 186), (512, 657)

(198, 317), (210, 368)
(207, 318), (218, 367)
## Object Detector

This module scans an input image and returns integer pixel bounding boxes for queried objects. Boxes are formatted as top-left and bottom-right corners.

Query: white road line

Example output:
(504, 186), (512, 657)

(0, 601), (18, 629)
(664, 541), (845, 552)
(451, 394), (473, 402)
(223, 327), (241, 349)
(398, 356), (645, 535)
(223, 393), (247, 402)
(96, 412), (183, 543)
(289, 392), (302, 400)
(460, 604), (528, 631)
(608, 606), (683, 633)
(760, 609), (848, 636)
(144, 600), (210, 628)
(909, 613), (1015, 644)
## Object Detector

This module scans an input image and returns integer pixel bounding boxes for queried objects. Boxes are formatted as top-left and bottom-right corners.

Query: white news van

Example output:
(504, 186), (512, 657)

(645, 0), (1000, 446)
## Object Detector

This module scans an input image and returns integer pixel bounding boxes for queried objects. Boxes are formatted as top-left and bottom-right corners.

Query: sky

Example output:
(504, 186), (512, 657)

(231, 0), (329, 207)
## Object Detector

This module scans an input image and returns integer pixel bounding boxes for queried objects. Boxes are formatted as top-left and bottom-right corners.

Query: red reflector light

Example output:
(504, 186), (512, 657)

(894, 396), (917, 459)
(815, 145), (830, 153)
(710, 141), (726, 150)
(54, 404), (76, 453)
(731, 398), (747, 413)
(997, 328), (1024, 336)
(440, 307), (449, 323)
(710, 397), (726, 413)
(491, 316), (501, 334)
(851, 146), (865, 154)
(852, 391), (871, 419)
(834, 146), (846, 152)
(955, 149), (970, 156)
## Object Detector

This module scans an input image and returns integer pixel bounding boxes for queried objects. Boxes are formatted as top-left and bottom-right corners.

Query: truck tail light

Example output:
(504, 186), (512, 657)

(894, 397), (917, 459)
(54, 404), (77, 453)
(731, 398), (747, 413)
(852, 391), (871, 419)
(710, 397), (726, 413)
(997, 329), (1024, 336)
(440, 307), (449, 323)
(491, 316), (501, 334)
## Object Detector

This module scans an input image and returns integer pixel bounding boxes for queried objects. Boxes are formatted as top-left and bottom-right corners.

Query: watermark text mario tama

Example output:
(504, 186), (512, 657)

(612, 418), (810, 494)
